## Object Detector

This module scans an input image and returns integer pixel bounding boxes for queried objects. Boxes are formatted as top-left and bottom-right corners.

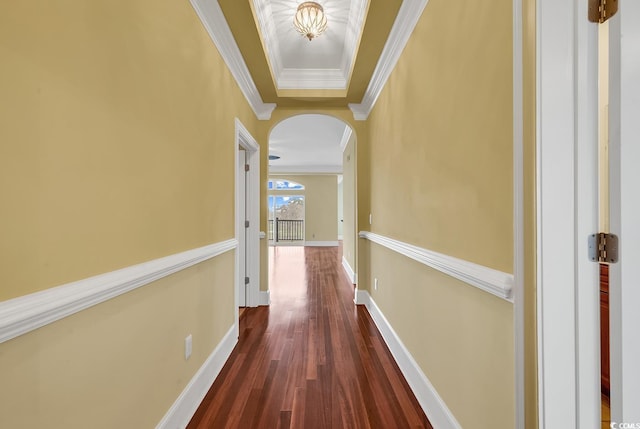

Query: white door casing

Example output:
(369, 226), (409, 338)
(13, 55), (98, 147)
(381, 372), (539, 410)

(608, 2), (640, 422)
(537, 0), (600, 427)
(235, 119), (260, 315)
(238, 148), (247, 307)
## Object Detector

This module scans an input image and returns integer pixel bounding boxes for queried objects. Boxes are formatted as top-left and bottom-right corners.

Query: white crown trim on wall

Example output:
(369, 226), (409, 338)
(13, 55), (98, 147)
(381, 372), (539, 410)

(348, 0), (430, 121)
(359, 231), (513, 301)
(278, 68), (347, 90)
(190, 0), (276, 120)
(0, 240), (237, 344)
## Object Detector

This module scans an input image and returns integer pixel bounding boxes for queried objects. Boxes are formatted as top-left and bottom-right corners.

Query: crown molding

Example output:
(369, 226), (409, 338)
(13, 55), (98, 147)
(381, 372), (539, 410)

(341, 0), (370, 75)
(269, 164), (343, 174)
(278, 69), (347, 90)
(190, 0), (276, 120)
(253, 0), (367, 92)
(349, 0), (430, 121)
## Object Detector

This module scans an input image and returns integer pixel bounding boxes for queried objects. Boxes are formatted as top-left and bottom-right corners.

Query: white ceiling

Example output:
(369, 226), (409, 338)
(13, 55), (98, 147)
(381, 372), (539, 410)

(269, 114), (350, 173)
(251, 0), (369, 90)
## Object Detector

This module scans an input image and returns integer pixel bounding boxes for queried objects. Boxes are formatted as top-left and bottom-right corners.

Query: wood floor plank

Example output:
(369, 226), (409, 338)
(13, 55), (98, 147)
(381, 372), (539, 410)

(187, 245), (432, 429)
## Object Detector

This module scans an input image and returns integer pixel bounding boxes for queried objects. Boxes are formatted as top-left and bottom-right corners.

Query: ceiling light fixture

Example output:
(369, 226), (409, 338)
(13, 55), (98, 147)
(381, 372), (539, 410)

(293, 2), (328, 41)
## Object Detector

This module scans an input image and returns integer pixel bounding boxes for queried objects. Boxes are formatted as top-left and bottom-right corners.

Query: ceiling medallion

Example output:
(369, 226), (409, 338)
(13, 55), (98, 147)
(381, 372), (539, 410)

(293, 2), (328, 41)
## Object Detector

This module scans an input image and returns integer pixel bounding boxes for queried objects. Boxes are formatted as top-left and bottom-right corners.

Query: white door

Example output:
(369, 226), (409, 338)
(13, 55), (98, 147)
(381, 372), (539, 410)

(538, 1), (640, 426)
(238, 148), (247, 307)
(608, 2), (640, 422)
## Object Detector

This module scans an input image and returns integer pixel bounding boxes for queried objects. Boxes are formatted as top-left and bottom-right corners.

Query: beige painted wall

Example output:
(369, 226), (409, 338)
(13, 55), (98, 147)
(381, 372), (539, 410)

(342, 132), (357, 276)
(0, 0), (259, 425)
(0, 0), (257, 301)
(367, 0), (513, 274)
(0, 254), (234, 428)
(367, 242), (515, 428)
(269, 175), (338, 242)
(361, 0), (516, 427)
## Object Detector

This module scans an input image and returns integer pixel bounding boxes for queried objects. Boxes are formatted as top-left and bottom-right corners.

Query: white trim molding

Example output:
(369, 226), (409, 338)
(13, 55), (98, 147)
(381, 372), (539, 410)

(359, 231), (513, 301)
(189, 0), (276, 120)
(339, 125), (353, 153)
(348, 0), (430, 120)
(251, 0), (368, 92)
(342, 256), (356, 284)
(235, 118), (261, 308)
(259, 290), (271, 306)
(268, 165), (343, 174)
(357, 291), (462, 429)
(0, 240), (237, 344)
(156, 325), (237, 429)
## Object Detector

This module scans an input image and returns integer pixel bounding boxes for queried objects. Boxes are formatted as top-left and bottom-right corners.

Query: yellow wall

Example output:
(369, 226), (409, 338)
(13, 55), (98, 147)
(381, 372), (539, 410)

(269, 175), (338, 243)
(0, 0), (259, 425)
(361, 0), (515, 427)
(0, 254), (234, 429)
(0, 0), (257, 301)
(366, 0), (513, 273)
(342, 132), (357, 275)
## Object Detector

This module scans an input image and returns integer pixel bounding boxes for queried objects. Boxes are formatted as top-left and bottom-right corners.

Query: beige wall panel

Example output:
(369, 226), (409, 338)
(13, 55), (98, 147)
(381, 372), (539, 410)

(0, 253), (235, 428)
(0, 0), (258, 300)
(367, 242), (514, 428)
(342, 134), (357, 275)
(366, 0), (514, 273)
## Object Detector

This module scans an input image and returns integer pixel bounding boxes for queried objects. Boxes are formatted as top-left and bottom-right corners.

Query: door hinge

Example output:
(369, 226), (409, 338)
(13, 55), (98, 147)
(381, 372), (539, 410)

(589, 233), (619, 263)
(245, 220), (250, 228)
(244, 276), (250, 285)
(244, 164), (250, 172)
(589, 0), (618, 23)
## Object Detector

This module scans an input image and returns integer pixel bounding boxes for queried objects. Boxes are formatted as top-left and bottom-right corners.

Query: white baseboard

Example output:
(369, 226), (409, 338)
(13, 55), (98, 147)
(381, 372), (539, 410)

(342, 257), (356, 284)
(354, 288), (368, 305)
(357, 291), (462, 429)
(259, 290), (270, 306)
(305, 241), (339, 247)
(156, 324), (238, 429)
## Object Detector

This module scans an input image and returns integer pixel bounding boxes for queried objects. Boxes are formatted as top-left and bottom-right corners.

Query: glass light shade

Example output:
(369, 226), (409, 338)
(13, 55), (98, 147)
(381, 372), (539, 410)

(293, 2), (328, 41)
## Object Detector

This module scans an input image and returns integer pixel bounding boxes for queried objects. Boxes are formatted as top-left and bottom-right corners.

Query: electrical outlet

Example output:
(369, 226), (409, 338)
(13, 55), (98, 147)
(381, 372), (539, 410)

(369, 213), (372, 225)
(374, 278), (378, 291)
(185, 334), (192, 360)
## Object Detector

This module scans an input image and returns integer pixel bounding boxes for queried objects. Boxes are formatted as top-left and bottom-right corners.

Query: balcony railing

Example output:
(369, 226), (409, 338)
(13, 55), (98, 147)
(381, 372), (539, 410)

(268, 218), (304, 242)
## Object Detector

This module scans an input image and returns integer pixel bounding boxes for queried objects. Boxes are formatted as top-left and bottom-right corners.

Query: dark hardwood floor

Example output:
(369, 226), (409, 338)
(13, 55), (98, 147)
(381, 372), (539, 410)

(188, 245), (432, 429)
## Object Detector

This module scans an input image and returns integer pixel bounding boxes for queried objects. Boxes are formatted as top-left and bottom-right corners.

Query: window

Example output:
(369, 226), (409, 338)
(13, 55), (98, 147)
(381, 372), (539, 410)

(267, 179), (305, 190)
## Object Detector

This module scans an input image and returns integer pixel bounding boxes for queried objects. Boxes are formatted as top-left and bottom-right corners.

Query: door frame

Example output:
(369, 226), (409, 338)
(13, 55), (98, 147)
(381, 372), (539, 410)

(235, 118), (260, 315)
(536, 0), (601, 426)
(608, 4), (640, 422)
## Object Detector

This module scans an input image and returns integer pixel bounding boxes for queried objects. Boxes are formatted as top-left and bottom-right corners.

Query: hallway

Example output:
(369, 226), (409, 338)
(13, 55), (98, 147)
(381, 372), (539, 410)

(188, 246), (431, 428)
